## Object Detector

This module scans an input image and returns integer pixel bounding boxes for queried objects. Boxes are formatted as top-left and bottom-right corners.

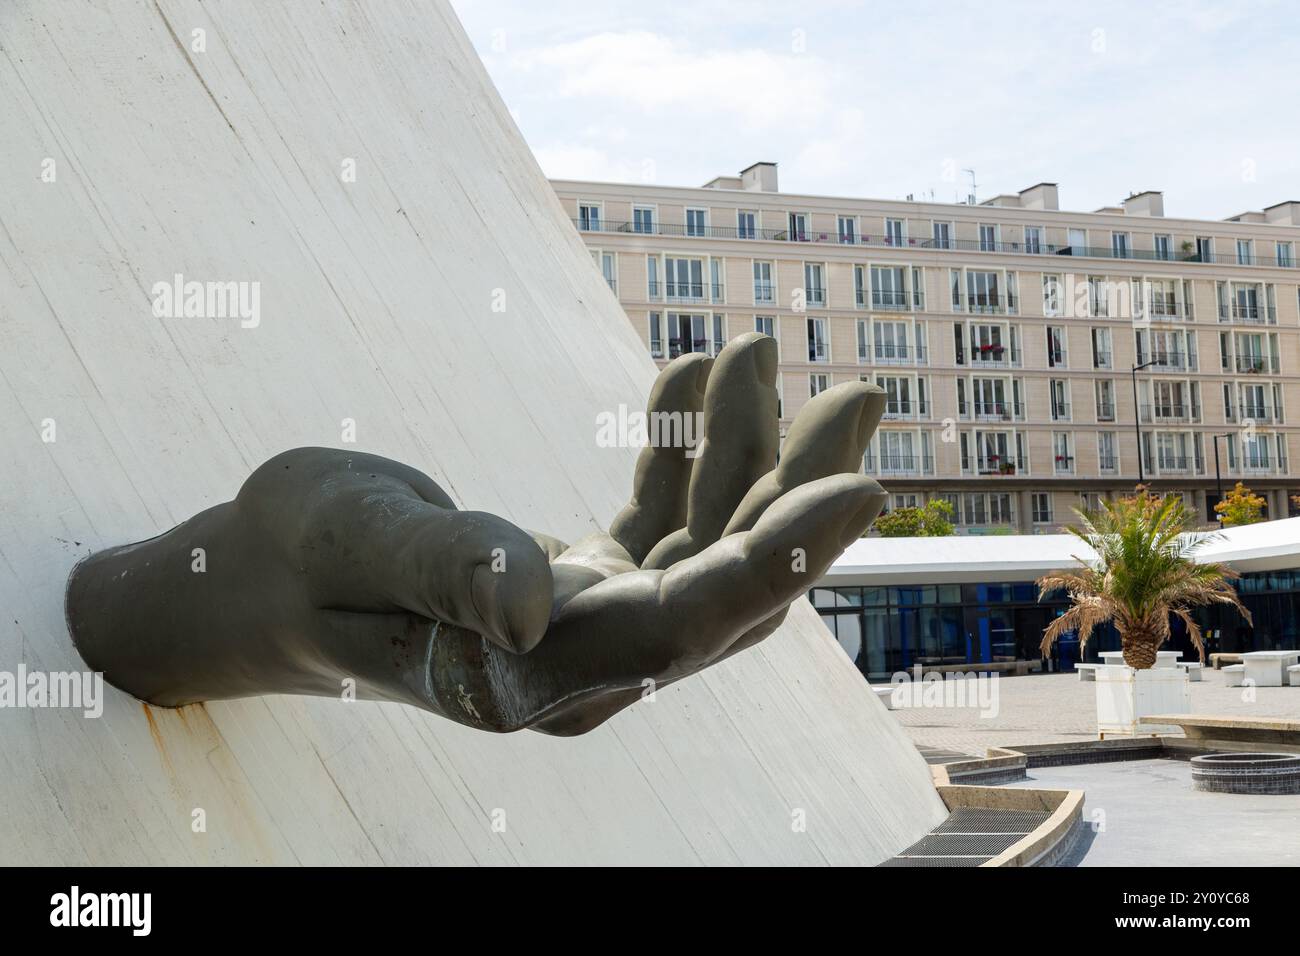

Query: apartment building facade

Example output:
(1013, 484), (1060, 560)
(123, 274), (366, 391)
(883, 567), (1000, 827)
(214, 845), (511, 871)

(553, 163), (1300, 533)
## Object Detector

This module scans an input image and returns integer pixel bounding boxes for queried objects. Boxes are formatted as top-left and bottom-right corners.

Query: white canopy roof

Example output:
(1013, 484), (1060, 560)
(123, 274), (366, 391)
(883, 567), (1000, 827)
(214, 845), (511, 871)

(826, 517), (1300, 586)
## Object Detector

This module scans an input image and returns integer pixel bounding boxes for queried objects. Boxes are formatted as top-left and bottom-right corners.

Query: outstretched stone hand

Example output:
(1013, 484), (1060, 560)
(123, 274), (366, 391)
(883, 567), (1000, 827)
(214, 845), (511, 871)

(68, 333), (886, 735)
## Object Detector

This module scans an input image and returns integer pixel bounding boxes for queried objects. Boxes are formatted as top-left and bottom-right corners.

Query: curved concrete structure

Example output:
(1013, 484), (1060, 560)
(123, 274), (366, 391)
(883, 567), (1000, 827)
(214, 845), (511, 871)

(0, 0), (943, 864)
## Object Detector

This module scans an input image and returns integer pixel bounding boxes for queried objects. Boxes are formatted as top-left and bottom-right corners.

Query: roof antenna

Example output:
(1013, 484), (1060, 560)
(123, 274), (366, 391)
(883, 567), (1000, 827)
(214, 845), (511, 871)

(963, 168), (978, 205)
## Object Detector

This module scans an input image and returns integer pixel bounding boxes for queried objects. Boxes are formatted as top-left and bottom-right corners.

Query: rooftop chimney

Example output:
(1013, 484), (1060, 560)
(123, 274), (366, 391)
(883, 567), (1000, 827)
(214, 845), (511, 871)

(1264, 201), (1300, 226)
(1122, 190), (1164, 217)
(1018, 183), (1059, 211)
(739, 162), (778, 192)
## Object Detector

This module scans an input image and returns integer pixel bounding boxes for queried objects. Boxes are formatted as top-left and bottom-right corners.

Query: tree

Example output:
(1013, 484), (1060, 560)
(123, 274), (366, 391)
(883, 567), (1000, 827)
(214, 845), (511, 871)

(1214, 482), (1266, 527)
(871, 499), (955, 537)
(1037, 489), (1251, 669)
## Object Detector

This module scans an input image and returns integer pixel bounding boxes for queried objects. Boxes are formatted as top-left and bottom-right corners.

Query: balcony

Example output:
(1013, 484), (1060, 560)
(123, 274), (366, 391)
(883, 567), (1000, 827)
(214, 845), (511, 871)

(1234, 355), (1277, 374)
(1137, 350), (1197, 372)
(1226, 405), (1280, 424)
(963, 400), (1024, 422)
(863, 453), (934, 476)
(868, 290), (913, 312)
(666, 338), (713, 359)
(569, 218), (1300, 268)
(954, 293), (1018, 315)
(1219, 303), (1276, 325)
(1232, 456), (1286, 476)
(805, 288), (827, 307)
(963, 455), (1027, 476)
(881, 399), (930, 421)
(873, 344), (928, 365)
(1096, 401), (1116, 422)
(962, 344), (1021, 367)
(1099, 455), (1119, 474)
(1140, 300), (1191, 322)
(1053, 454), (1075, 475)
(1146, 455), (1205, 475)
(1140, 403), (1201, 424)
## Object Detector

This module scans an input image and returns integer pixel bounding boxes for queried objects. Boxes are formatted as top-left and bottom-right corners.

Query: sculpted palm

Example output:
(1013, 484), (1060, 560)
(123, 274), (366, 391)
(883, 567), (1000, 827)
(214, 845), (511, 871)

(1038, 490), (1251, 669)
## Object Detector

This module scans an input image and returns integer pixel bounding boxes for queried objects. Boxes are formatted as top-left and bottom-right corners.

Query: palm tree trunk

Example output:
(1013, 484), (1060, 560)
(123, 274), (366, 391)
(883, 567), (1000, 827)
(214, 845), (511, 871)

(1121, 624), (1160, 669)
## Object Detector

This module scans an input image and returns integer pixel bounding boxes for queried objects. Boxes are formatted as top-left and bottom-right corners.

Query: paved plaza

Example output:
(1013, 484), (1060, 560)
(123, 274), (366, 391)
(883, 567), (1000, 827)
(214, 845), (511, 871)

(885, 670), (1300, 756)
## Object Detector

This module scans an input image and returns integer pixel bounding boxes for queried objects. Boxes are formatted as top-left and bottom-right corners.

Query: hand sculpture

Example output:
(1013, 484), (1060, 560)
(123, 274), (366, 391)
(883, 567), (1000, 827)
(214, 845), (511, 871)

(67, 333), (887, 735)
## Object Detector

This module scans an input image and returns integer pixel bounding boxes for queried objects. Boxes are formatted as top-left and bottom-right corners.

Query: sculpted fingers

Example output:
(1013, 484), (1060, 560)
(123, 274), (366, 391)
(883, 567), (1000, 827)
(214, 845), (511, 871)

(608, 352), (711, 564)
(642, 333), (778, 569)
(723, 380), (884, 536)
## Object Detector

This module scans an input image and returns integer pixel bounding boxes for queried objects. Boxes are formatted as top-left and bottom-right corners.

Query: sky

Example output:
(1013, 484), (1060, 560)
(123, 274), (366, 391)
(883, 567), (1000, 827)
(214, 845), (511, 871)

(449, 0), (1300, 221)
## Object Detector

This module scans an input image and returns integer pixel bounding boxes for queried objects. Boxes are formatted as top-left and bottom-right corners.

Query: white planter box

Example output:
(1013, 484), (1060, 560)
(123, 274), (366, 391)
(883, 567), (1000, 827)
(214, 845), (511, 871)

(1095, 664), (1190, 737)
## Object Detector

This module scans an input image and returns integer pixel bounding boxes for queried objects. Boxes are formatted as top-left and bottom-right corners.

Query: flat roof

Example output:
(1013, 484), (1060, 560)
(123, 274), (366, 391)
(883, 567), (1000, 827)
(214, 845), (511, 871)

(825, 517), (1300, 586)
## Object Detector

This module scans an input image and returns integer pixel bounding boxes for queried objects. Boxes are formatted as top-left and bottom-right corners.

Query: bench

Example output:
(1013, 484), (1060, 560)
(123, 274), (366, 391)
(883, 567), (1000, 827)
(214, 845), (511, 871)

(1289, 664), (1300, 688)
(1075, 663), (1101, 682)
(1209, 653), (1243, 670)
(1223, 663), (1245, 687)
(1177, 661), (1203, 682)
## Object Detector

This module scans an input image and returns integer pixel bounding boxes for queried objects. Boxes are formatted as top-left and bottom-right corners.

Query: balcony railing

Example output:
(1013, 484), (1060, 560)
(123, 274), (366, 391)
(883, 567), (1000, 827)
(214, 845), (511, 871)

(868, 290), (913, 311)
(962, 400), (1024, 422)
(1096, 401), (1116, 422)
(873, 344), (928, 365)
(1232, 457), (1284, 475)
(1099, 455), (1119, 473)
(1054, 454), (1075, 474)
(805, 288), (827, 306)
(963, 455), (1028, 476)
(571, 218), (1300, 267)
(1146, 455), (1205, 474)
(666, 338), (715, 359)
(1050, 402), (1071, 421)
(1227, 405), (1280, 424)
(1140, 403), (1201, 423)
(1234, 355), (1277, 374)
(1137, 350), (1198, 372)
(1093, 350), (1113, 369)
(1139, 300), (1191, 322)
(880, 399), (930, 420)
(863, 454), (935, 476)
(961, 345), (1021, 366)
(753, 281), (775, 304)
(1219, 303), (1276, 325)
(954, 293), (1018, 314)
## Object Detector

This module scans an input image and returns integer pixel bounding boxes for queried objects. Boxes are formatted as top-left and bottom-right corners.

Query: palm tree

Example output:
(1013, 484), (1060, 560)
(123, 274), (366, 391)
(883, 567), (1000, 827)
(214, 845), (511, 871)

(1038, 489), (1251, 669)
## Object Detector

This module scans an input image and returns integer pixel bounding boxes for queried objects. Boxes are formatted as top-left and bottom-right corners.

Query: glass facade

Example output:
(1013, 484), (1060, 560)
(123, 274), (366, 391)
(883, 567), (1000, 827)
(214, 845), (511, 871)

(811, 569), (1300, 681)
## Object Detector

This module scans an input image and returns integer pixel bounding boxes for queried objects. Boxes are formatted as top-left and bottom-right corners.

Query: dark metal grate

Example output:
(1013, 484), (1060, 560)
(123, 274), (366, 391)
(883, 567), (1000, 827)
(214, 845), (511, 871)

(880, 806), (1052, 867)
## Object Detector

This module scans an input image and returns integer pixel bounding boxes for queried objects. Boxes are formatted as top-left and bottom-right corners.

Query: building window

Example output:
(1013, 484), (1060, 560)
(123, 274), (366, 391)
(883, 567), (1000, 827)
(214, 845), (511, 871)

(1277, 241), (1294, 268)
(1196, 236), (1214, 263)
(1091, 327), (1112, 369)
(736, 210), (756, 240)
(1095, 379), (1116, 422)
(809, 373), (830, 397)
(1024, 226), (1042, 254)
(978, 224), (997, 252)
(648, 312), (663, 358)
(1050, 379), (1070, 421)
(932, 221), (951, 249)
(1053, 432), (1074, 473)
(1032, 493), (1052, 524)
(1098, 431), (1118, 473)
(885, 218), (905, 246)
(838, 216), (857, 244)
(578, 203), (601, 231)
(807, 318), (828, 363)
(1043, 274), (1062, 316)
(685, 208), (708, 237)
(1112, 232), (1130, 259)
(788, 212), (808, 242)
(755, 315), (775, 338)
(1237, 239), (1254, 265)
(753, 261), (774, 304)
(1046, 326), (1066, 367)
(633, 206), (655, 234)
(647, 256), (659, 299)
(1154, 234), (1172, 260)
(803, 263), (826, 306)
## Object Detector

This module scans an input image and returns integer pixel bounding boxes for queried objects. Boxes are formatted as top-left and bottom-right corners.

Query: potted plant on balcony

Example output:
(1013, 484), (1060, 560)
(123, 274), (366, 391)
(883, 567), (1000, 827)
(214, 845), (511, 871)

(1038, 489), (1252, 737)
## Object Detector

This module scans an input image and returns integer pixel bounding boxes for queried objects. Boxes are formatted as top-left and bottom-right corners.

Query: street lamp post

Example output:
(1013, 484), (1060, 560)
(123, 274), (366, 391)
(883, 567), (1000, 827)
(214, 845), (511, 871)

(1132, 360), (1157, 485)
(1212, 432), (1233, 521)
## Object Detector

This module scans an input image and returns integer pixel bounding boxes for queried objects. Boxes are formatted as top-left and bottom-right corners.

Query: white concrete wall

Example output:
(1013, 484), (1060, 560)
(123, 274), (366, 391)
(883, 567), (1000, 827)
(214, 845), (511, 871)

(0, 0), (944, 864)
